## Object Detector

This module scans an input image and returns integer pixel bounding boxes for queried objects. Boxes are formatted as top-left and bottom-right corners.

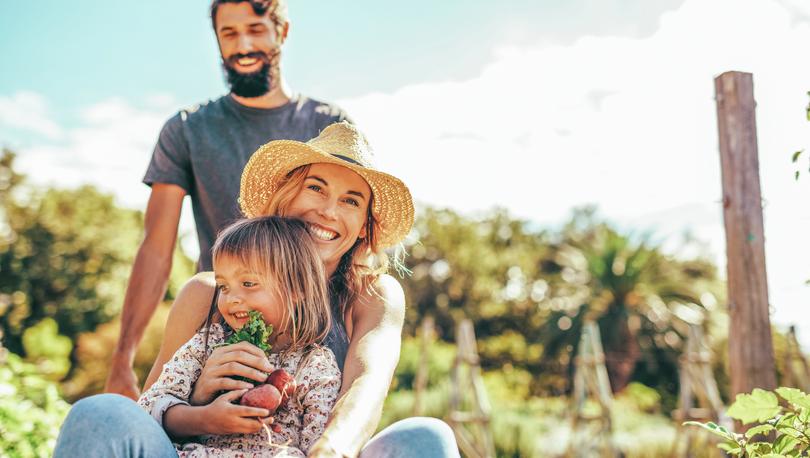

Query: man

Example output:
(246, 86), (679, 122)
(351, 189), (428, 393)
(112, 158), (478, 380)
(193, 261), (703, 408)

(104, 0), (348, 399)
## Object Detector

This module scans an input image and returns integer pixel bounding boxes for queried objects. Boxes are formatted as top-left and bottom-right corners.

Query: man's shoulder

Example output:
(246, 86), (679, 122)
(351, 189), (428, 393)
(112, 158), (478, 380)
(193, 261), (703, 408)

(293, 94), (350, 124)
(175, 96), (229, 122)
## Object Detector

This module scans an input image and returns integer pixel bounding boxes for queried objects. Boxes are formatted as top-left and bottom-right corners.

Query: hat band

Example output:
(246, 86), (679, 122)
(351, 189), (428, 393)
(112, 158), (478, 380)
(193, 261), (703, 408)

(331, 154), (365, 167)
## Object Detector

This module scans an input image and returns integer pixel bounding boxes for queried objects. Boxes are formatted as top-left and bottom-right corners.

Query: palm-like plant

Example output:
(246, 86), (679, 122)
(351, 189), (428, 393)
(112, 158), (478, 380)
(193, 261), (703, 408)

(538, 210), (721, 396)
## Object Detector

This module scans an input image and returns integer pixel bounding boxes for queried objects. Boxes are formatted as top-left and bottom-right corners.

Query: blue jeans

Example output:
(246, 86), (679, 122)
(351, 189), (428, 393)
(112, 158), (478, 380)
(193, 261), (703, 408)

(54, 394), (459, 458)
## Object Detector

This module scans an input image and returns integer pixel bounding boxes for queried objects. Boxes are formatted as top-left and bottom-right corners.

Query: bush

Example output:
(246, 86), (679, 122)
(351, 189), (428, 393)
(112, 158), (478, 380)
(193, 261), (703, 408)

(0, 345), (70, 458)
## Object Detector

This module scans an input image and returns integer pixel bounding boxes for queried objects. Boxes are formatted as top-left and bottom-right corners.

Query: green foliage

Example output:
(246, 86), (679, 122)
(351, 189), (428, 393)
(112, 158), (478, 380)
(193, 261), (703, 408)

(0, 149), (195, 399)
(0, 149), (143, 358)
(402, 205), (724, 406)
(685, 387), (810, 457)
(222, 310), (273, 353)
(22, 318), (73, 380)
(0, 345), (70, 458)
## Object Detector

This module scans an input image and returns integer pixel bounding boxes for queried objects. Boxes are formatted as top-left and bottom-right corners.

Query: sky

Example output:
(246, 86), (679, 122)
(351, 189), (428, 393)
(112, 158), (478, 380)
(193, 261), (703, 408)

(1, 0), (809, 348)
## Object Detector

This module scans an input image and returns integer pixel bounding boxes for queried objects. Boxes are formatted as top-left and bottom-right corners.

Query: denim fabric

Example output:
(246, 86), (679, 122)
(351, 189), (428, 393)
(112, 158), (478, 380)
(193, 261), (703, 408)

(360, 417), (460, 458)
(53, 395), (459, 458)
(53, 394), (177, 458)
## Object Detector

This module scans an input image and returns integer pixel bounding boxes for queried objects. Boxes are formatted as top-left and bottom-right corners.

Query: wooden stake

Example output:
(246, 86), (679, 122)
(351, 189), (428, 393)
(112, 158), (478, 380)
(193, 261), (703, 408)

(567, 321), (617, 458)
(448, 319), (495, 458)
(715, 71), (777, 399)
(671, 324), (728, 457)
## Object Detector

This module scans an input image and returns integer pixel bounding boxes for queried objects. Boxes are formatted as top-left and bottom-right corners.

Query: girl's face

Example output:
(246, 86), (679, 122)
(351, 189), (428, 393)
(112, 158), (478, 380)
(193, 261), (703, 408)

(214, 255), (284, 333)
(285, 163), (372, 276)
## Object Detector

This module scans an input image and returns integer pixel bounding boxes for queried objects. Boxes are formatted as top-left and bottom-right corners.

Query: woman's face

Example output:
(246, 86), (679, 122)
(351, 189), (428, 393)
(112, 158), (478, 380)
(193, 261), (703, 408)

(285, 163), (372, 276)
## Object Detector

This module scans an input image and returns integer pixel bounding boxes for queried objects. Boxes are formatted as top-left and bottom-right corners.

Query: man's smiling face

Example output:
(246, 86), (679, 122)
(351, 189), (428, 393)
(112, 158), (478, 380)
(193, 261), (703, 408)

(214, 2), (287, 97)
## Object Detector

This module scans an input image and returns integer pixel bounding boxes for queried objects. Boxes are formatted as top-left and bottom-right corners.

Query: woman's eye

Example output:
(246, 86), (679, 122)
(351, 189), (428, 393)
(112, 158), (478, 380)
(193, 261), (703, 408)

(307, 184), (322, 192)
(343, 197), (360, 207)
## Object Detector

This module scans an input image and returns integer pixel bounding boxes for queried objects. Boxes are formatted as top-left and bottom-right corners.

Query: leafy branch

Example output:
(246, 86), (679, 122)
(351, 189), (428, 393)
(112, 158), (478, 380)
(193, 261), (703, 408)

(685, 387), (810, 457)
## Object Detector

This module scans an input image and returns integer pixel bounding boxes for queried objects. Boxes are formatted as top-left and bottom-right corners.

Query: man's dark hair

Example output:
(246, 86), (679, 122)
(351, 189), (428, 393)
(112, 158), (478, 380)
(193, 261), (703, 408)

(210, 0), (288, 33)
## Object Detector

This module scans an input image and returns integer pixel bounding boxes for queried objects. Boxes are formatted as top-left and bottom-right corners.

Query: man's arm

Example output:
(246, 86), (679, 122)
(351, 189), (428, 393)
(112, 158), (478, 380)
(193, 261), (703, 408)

(309, 274), (406, 457)
(104, 183), (186, 399)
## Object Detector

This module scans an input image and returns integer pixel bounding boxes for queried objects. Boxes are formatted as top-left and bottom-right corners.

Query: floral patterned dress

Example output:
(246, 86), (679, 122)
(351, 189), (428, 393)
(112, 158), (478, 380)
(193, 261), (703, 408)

(138, 323), (342, 457)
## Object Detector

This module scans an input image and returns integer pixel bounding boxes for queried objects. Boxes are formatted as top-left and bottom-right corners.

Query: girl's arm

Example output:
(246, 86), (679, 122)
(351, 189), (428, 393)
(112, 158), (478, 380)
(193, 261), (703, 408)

(297, 346), (343, 454)
(309, 274), (405, 457)
(138, 330), (208, 428)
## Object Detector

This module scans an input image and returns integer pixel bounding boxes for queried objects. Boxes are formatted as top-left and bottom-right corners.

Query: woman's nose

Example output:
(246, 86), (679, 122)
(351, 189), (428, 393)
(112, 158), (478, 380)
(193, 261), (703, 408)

(316, 199), (338, 220)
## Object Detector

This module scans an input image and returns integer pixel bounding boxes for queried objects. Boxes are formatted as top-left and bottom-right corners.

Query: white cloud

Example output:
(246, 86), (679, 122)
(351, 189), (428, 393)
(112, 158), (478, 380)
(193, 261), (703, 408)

(339, 0), (810, 348)
(0, 91), (64, 140)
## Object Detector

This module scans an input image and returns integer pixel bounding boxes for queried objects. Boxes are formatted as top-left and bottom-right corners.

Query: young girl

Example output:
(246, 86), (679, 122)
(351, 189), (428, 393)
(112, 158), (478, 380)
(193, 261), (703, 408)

(138, 216), (341, 458)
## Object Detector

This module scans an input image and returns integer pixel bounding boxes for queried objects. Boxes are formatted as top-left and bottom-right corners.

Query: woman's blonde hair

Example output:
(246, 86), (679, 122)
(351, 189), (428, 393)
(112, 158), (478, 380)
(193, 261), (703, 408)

(209, 216), (331, 352)
(261, 165), (407, 319)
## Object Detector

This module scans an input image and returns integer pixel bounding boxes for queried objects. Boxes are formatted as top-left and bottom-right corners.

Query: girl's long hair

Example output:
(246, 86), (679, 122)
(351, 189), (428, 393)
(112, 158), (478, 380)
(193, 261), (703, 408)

(260, 165), (407, 322)
(203, 216), (331, 353)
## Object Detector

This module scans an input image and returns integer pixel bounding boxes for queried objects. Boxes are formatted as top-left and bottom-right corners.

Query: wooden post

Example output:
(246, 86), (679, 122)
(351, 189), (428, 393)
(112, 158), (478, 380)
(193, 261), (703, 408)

(715, 71), (777, 399)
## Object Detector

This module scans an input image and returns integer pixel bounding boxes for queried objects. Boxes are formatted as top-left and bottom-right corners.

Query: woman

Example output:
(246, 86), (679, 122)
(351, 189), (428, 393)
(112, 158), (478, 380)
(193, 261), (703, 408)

(55, 122), (459, 458)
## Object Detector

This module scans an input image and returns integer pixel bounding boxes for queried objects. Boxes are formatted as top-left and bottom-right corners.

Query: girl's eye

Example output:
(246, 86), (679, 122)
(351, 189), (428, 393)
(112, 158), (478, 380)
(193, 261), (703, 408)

(216, 284), (229, 293)
(242, 281), (257, 288)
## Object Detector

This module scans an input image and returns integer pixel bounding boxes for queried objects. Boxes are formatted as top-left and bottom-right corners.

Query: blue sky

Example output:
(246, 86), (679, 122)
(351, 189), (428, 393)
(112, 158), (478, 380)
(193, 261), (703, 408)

(2, 0), (810, 348)
(1, 0), (682, 126)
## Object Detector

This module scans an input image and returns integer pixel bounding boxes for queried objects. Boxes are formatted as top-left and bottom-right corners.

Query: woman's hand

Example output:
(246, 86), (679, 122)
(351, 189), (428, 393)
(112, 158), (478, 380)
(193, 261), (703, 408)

(190, 341), (275, 406)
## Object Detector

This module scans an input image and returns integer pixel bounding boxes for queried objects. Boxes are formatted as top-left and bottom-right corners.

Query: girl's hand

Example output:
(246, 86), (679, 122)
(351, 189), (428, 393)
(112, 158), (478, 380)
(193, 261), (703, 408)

(201, 389), (274, 435)
(190, 341), (275, 405)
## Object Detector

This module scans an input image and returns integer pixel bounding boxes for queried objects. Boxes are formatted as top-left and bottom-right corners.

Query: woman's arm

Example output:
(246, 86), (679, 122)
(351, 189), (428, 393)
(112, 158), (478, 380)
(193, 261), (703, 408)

(309, 274), (406, 457)
(138, 330), (208, 429)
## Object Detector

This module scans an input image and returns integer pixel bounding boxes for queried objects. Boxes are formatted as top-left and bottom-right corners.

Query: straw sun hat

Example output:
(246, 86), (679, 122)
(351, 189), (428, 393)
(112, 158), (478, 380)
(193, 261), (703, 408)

(239, 121), (415, 248)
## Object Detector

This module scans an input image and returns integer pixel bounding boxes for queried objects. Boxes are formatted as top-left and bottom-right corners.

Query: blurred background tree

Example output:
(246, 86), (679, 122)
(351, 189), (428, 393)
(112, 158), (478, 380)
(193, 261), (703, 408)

(0, 148), (193, 396)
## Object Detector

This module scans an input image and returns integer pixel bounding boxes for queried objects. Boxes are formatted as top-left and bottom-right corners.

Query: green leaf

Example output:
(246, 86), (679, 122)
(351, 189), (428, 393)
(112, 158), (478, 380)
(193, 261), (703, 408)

(747, 442), (772, 455)
(728, 389), (782, 424)
(222, 310), (273, 353)
(775, 413), (797, 431)
(718, 440), (745, 454)
(776, 387), (810, 411)
(772, 434), (800, 454)
(793, 150), (804, 163)
(683, 421), (736, 441)
(746, 424), (776, 439)
(796, 170), (801, 181)
(798, 407), (810, 423)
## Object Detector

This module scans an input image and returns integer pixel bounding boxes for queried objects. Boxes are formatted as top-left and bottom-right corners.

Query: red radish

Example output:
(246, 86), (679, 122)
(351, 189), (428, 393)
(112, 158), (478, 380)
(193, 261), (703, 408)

(266, 369), (296, 405)
(240, 384), (282, 412)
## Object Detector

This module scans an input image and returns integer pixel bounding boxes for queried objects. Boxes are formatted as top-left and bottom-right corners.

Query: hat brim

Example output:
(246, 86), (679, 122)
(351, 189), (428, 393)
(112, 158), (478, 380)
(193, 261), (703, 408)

(240, 139), (414, 248)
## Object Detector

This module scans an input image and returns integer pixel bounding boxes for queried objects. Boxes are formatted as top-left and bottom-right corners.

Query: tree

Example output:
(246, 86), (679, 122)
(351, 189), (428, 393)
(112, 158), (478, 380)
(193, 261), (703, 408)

(0, 149), (194, 381)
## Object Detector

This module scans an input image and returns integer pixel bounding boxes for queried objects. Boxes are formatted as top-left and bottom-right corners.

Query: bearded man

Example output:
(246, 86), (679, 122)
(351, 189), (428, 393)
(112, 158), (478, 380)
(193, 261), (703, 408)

(105, 0), (349, 399)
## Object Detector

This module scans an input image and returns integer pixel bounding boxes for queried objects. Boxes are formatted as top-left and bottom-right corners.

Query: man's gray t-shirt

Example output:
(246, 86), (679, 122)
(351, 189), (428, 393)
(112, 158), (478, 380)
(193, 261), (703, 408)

(143, 94), (349, 272)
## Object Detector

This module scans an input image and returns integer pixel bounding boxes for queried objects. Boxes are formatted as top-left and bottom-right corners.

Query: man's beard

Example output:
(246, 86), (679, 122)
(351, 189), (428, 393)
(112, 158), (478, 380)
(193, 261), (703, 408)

(223, 50), (280, 98)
